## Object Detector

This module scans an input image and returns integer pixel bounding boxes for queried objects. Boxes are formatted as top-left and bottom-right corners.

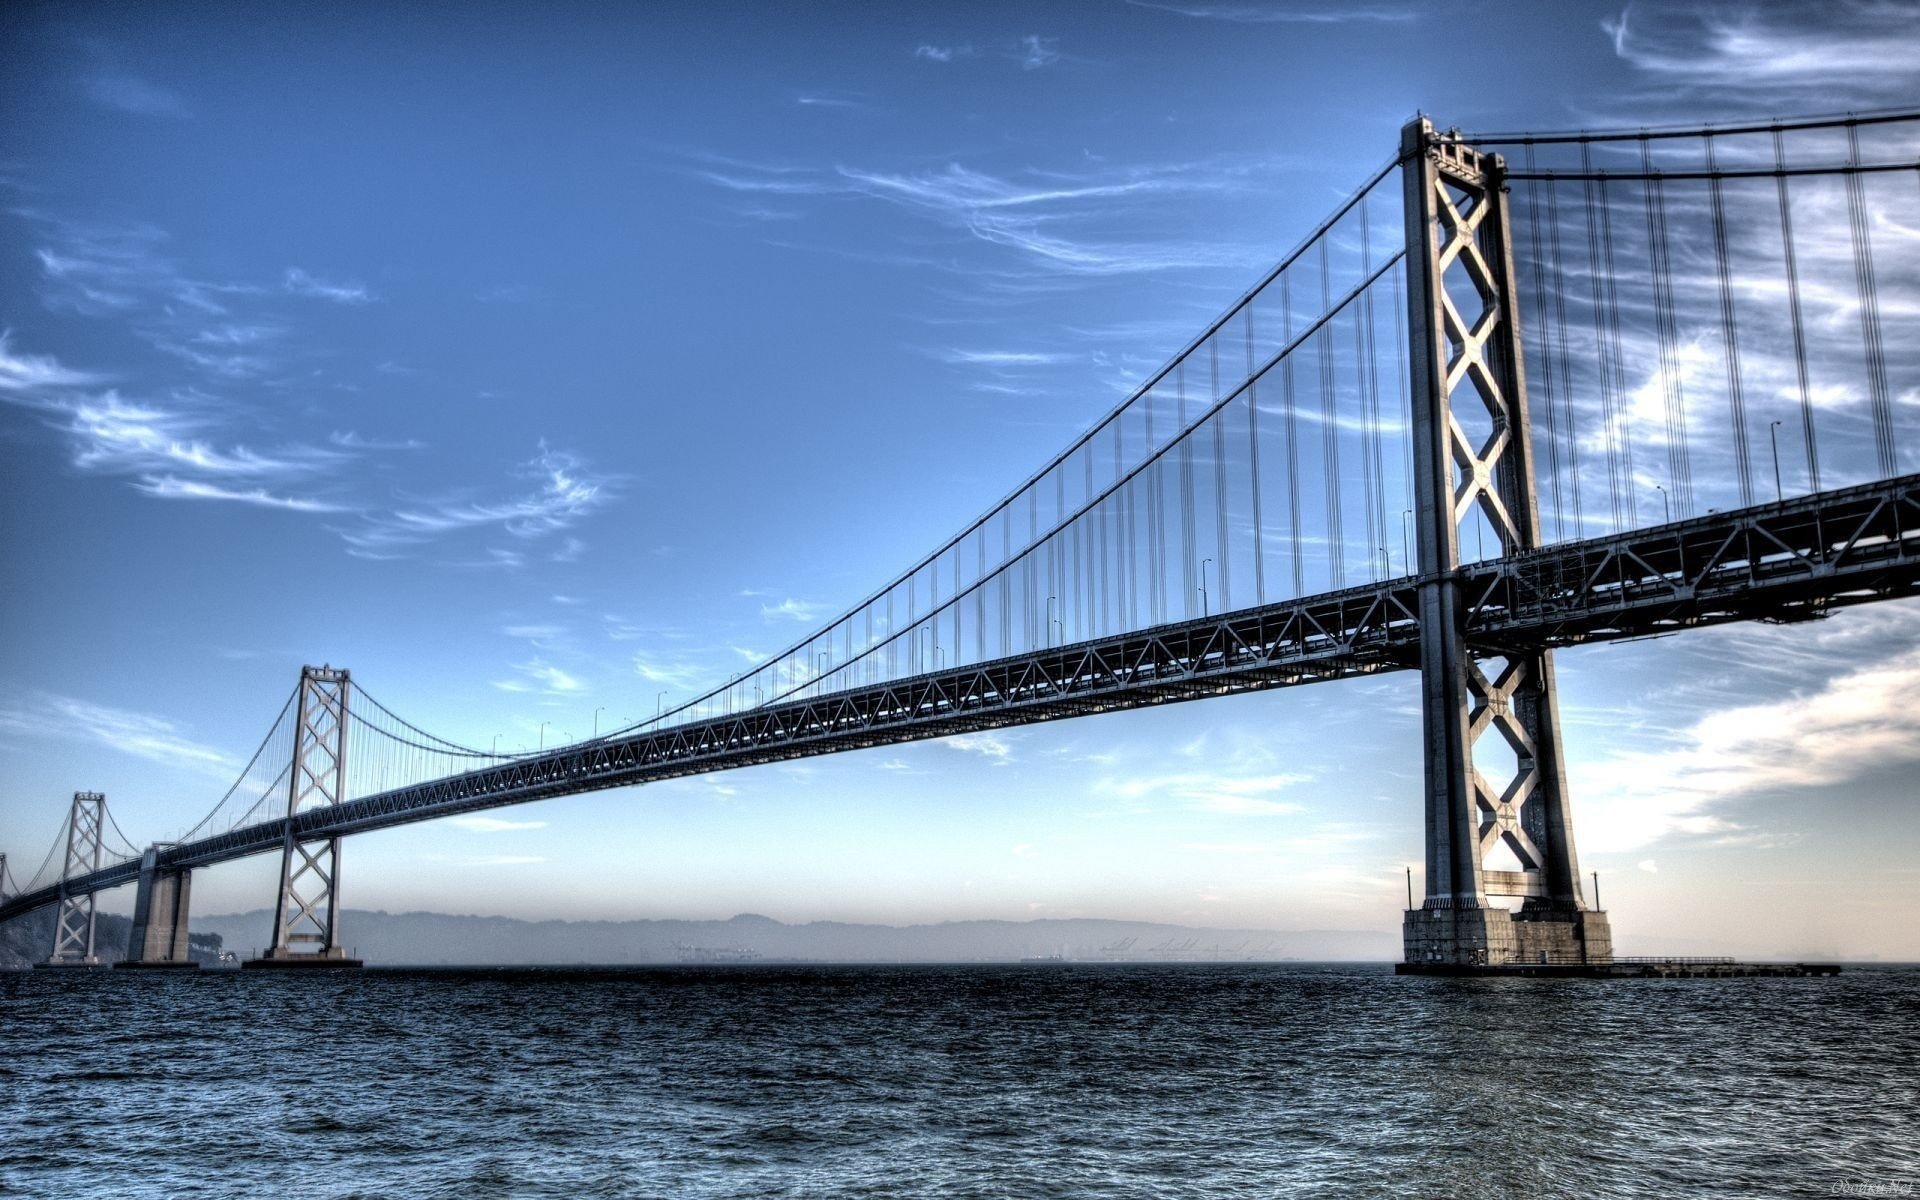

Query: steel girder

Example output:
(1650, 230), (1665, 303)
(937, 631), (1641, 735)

(3, 473), (1917, 926)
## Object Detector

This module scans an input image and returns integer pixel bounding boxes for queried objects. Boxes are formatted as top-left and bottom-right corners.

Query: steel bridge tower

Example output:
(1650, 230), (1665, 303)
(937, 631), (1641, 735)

(250, 665), (361, 967)
(1400, 119), (1611, 967)
(41, 791), (106, 968)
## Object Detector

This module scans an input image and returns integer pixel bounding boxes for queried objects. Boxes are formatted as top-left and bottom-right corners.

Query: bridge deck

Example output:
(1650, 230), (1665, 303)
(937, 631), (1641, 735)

(4, 473), (1916, 925)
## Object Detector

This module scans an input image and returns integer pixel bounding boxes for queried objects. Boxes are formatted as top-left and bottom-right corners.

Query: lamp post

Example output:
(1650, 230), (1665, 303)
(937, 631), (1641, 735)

(656, 691), (668, 722)
(1045, 595), (1058, 647)
(1401, 509), (1412, 575)
(538, 721), (549, 751)
(593, 707), (605, 739)
(1199, 557), (1212, 617)
(1378, 545), (1390, 580)
(1769, 420), (1784, 503)
(1654, 483), (1670, 524)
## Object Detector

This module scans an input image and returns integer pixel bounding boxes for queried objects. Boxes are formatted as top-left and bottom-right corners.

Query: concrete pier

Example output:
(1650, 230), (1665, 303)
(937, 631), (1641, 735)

(116, 849), (198, 969)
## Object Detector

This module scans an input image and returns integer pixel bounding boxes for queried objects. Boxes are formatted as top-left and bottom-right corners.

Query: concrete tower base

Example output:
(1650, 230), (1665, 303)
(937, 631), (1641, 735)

(244, 948), (362, 969)
(1402, 905), (1612, 969)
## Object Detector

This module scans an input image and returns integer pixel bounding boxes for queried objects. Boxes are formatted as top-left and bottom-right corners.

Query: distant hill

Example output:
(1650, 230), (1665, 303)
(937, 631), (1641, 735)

(189, 910), (1397, 965)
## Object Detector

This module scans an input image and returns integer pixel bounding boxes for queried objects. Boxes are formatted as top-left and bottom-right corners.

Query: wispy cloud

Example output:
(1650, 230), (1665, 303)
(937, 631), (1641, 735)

(761, 597), (823, 622)
(945, 732), (1014, 761)
(0, 332), (107, 391)
(284, 268), (375, 304)
(939, 348), (1076, 366)
(0, 692), (236, 778)
(691, 154), (1271, 277)
(1126, 1), (1414, 23)
(1601, 2), (1920, 103)
(913, 44), (973, 62)
(132, 475), (347, 512)
(447, 815), (548, 833)
(82, 71), (190, 118)
(342, 443), (613, 557)
(491, 660), (587, 696)
(1016, 35), (1060, 69)
(632, 656), (709, 689)
(1115, 771), (1309, 814)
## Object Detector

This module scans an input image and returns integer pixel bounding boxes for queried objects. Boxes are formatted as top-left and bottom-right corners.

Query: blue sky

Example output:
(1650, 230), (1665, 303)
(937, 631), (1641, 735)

(3, 1), (1918, 957)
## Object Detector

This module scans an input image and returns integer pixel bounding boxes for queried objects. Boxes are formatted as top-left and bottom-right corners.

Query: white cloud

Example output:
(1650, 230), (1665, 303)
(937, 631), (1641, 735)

(447, 816), (548, 833)
(0, 693), (236, 779)
(940, 349), (1075, 366)
(761, 597), (823, 622)
(1126, 1), (1414, 22)
(1108, 769), (1310, 815)
(914, 44), (972, 62)
(283, 268), (375, 304)
(83, 72), (189, 118)
(1638, 860), (1659, 873)
(1602, 3), (1920, 101)
(945, 732), (1013, 761)
(1017, 35), (1060, 69)
(0, 331), (105, 391)
(344, 443), (613, 554)
(132, 476), (346, 513)
(692, 155), (1270, 277)
(1579, 640), (1920, 853)
(633, 657), (708, 689)
(492, 660), (586, 696)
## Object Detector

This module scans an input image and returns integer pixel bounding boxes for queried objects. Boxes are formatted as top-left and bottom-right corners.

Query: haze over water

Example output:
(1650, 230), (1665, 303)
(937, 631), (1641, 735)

(3, 964), (1915, 1197)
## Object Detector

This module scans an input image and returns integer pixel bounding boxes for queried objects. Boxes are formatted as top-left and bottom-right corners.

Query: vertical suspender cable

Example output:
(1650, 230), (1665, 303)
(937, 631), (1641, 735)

(1844, 124), (1897, 478)
(1211, 339), (1232, 612)
(1523, 148), (1567, 541)
(1774, 127), (1821, 494)
(1318, 237), (1344, 585)
(1246, 306), (1267, 603)
(1596, 168), (1638, 524)
(1544, 177), (1583, 539)
(1641, 137), (1694, 517)
(1705, 135), (1755, 507)
(1582, 145), (1625, 530)
(1283, 268), (1304, 597)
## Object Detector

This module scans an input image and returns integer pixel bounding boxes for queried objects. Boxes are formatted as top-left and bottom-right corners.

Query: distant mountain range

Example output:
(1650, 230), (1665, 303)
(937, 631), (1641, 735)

(190, 910), (1399, 966)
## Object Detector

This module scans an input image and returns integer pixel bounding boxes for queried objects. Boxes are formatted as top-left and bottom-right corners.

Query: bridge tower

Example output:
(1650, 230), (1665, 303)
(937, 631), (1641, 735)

(1399, 118), (1611, 968)
(40, 791), (106, 968)
(249, 665), (361, 968)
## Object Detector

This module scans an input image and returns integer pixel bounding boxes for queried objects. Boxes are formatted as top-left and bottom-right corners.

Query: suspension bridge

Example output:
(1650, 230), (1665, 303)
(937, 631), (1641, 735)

(4, 112), (1918, 971)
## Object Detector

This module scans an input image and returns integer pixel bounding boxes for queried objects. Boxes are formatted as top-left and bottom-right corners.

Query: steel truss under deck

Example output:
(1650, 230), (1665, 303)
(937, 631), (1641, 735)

(3, 472), (1916, 926)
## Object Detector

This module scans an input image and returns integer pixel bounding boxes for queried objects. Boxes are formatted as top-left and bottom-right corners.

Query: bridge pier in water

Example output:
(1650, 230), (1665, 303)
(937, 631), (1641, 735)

(246, 665), (362, 969)
(115, 848), (198, 969)
(1399, 119), (1611, 971)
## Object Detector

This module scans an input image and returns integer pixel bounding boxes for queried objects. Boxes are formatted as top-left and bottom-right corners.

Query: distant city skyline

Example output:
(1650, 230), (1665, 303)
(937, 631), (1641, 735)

(4, 1), (1919, 959)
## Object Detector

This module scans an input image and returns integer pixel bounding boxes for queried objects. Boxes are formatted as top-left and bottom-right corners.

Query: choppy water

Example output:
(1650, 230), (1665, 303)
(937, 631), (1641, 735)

(2, 964), (1916, 1198)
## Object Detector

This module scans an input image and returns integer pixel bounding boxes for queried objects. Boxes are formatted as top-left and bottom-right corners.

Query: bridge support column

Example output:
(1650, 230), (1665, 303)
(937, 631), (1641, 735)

(247, 665), (362, 969)
(116, 848), (198, 969)
(1400, 118), (1609, 969)
(38, 791), (106, 969)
